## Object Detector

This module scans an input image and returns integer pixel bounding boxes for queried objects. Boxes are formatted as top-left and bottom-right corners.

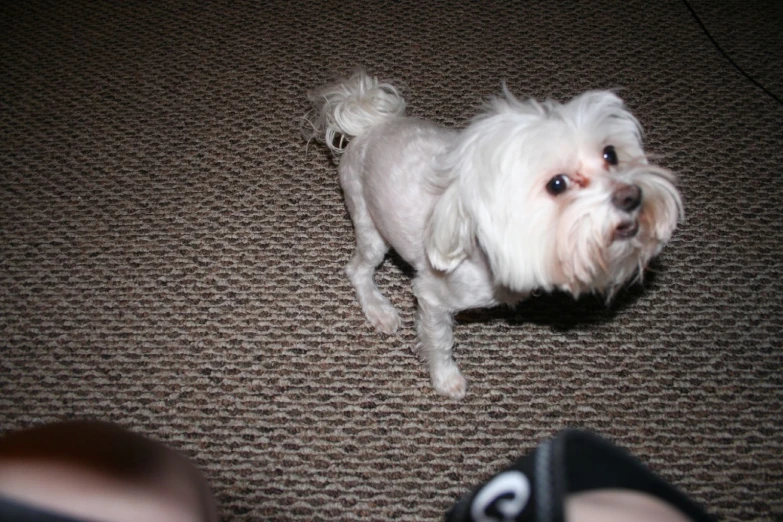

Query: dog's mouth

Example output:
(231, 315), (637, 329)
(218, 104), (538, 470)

(614, 219), (639, 241)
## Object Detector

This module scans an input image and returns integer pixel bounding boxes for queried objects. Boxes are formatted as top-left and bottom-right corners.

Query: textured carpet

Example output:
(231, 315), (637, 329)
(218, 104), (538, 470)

(1, 1), (781, 520)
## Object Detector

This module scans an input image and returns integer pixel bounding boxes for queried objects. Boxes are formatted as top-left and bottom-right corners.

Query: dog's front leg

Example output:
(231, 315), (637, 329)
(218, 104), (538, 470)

(415, 296), (467, 400)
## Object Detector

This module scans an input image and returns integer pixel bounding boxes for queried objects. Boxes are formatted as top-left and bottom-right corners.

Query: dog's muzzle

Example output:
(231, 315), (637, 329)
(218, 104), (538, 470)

(612, 184), (642, 240)
(612, 184), (642, 212)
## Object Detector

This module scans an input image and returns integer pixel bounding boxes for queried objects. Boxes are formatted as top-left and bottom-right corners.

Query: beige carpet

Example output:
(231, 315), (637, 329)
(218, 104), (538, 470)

(1, 1), (781, 520)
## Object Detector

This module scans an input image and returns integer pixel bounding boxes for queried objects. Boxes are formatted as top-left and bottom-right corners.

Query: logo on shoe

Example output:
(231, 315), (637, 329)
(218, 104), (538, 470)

(470, 470), (531, 522)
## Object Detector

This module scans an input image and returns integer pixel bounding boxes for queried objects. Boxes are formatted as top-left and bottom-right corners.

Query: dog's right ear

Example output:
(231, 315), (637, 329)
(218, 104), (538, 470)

(424, 183), (474, 273)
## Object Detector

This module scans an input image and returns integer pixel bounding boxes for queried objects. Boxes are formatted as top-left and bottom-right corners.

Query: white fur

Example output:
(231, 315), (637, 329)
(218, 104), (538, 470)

(305, 70), (683, 399)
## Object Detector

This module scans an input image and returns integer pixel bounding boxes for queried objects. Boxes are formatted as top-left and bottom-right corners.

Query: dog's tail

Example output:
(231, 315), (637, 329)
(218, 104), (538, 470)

(304, 69), (406, 157)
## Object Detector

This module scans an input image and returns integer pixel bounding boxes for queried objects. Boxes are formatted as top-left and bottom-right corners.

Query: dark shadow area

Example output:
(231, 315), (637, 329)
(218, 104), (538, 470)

(456, 282), (645, 332)
(384, 251), (664, 332)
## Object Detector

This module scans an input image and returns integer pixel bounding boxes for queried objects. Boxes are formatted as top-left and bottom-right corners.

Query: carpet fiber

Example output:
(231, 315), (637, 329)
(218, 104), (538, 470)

(2, 1), (782, 520)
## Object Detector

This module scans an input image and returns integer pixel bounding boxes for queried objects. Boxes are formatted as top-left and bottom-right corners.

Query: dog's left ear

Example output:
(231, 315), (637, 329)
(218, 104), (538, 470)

(569, 90), (644, 145)
(424, 183), (474, 273)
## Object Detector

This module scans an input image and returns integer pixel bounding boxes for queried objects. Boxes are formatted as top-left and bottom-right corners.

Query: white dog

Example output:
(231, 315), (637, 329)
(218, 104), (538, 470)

(305, 70), (683, 399)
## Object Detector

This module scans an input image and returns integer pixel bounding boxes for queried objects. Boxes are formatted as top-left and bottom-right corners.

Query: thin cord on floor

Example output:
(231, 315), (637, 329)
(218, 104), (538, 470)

(681, 0), (783, 107)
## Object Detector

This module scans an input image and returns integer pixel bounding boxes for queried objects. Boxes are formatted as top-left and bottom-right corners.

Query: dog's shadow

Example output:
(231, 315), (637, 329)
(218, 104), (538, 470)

(387, 252), (661, 332)
(457, 285), (646, 332)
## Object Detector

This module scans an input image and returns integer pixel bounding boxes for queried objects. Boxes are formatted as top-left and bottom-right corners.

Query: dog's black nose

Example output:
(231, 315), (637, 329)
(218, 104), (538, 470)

(612, 184), (642, 212)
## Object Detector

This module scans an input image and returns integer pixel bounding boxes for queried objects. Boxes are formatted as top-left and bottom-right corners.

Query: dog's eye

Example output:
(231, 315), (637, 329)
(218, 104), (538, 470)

(603, 145), (618, 166)
(546, 174), (569, 196)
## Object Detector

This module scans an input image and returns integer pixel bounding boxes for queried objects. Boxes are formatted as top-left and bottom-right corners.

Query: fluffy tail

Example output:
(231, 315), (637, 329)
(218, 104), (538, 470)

(304, 69), (406, 156)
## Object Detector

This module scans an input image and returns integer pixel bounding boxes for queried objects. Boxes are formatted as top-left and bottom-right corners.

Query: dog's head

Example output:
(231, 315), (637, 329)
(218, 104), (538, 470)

(424, 89), (683, 297)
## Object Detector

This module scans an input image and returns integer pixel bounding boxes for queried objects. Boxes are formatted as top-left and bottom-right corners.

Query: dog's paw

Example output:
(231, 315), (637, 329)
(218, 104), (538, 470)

(431, 361), (467, 400)
(364, 301), (401, 335)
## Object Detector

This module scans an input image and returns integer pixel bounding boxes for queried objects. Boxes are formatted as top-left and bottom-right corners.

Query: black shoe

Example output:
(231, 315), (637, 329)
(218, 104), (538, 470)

(446, 429), (715, 522)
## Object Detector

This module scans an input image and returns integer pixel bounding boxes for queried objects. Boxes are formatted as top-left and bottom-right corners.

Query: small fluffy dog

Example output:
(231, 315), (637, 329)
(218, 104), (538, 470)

(305, 70), (682, 399)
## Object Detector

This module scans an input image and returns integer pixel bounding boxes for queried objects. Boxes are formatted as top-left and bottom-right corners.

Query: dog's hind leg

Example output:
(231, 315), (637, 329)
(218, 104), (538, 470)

(340, 167), (401, 335)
